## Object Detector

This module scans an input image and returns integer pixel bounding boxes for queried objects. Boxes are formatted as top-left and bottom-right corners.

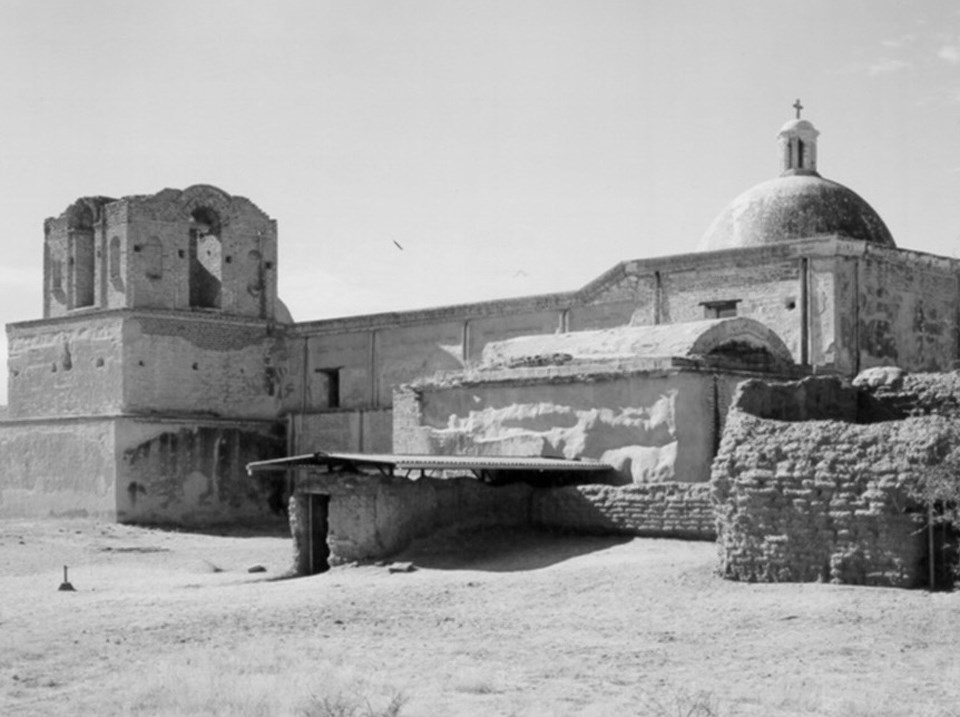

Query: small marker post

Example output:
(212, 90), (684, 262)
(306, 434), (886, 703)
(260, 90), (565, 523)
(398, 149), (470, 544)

(58, 565), (75, 592)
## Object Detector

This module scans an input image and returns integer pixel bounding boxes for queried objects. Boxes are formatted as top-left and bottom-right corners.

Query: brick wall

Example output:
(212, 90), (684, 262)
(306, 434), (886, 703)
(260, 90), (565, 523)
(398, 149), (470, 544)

(711, 375), (960, 587)
(532, 482), (715, 539)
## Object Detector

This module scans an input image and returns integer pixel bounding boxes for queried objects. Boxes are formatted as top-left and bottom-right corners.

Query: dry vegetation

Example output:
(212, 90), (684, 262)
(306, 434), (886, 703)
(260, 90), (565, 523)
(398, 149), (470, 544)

(2, 519), (959, 716)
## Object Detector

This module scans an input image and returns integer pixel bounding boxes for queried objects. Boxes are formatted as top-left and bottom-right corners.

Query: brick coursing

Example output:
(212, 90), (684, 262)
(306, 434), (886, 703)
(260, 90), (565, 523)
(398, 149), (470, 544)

(712, 374), (960, 587)
(533, 482), (716, 540)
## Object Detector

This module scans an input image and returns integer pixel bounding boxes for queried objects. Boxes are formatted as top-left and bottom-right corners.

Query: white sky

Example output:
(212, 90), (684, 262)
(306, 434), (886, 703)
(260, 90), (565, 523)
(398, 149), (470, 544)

(2, 0), (960, 403)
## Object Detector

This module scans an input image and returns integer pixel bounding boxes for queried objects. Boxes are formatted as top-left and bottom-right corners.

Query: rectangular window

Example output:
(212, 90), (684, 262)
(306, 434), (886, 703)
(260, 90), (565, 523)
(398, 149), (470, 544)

(314, 368), (341, 409)
(701, 300), (740, 319)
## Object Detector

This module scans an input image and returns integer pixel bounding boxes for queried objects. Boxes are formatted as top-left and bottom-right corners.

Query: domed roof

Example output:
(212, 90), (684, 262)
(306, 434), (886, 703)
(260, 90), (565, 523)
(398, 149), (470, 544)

(700, 107), (895, 251)
(699, 174), (896, 251)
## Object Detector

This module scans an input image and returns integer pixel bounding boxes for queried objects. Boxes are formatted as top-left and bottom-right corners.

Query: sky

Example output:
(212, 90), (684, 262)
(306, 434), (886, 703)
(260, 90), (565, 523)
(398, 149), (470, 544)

(2, 0), (960, 403)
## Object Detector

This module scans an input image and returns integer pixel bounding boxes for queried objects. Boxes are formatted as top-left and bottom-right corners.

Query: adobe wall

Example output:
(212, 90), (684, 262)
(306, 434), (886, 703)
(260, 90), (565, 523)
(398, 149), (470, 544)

(281, 240), (960, 455)
(711, 373), (960, 587)
(288, 409), (392, 454)
(531, 482), (715, 539)
(116, 418), (286, 525)
(284, 302), (572, 453)
(855, 251), (959, 373)
(0, 415), (286, 524)
(291, 472), (533, 567)
(0, 418), (118, 519)
(7, 315), (125, 418)
(43, 186), (279, 320)
(658, 255), (805, 359)
(121, 314), (288, 419)
(289, 471), (717, 572)
(124, 186), (278, 319)
(396, 368), (739, 485)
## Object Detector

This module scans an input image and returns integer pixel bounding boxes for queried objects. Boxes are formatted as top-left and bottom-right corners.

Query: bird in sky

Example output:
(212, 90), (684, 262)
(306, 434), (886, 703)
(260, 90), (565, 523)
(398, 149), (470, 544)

(393, 240), (404, 251)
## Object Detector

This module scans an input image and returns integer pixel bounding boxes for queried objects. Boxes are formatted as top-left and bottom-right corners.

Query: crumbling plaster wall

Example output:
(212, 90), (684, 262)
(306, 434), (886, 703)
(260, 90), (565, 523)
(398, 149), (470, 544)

(116, 418), (286, 525)
(122, 186), (279, 319)
(711, 374), (960, 587)
(0, 419), (117, 519)
(396, 370), (736, 485)
(288, 409), (392, 454)
(282, 237), (960, 458)
(856, 253), (958, 373)
(659, 257), (806, 361)
(122, 315), (288, 419)
(42, 186), (280, 320)
(285, 307), (578, 453)
(7, 315), (125, 418)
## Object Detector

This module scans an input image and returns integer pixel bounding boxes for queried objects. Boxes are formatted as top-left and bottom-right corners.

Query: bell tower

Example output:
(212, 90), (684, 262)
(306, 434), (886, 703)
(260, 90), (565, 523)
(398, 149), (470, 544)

(42, 185), (279, 320)
(777, 99), (820, 176)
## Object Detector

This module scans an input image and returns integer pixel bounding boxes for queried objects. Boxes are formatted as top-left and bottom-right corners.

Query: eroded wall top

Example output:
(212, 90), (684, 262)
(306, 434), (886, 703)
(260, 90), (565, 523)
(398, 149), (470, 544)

(43, 185), (280, 321)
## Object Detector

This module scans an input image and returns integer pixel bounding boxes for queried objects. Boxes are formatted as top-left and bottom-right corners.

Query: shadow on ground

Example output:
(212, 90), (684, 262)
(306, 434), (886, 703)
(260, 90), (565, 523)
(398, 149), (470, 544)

(137, 518), (291, 539)
(395, 526), (633, 572)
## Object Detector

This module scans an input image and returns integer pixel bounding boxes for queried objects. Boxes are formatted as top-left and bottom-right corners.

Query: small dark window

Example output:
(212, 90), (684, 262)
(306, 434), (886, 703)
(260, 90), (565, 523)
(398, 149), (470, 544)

(315, 368), (341, 409)
(702, 300), (740, 319)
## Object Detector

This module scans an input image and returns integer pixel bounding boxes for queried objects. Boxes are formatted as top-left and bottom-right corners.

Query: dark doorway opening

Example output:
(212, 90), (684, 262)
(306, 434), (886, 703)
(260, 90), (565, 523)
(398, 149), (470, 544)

(926, 509), (960, 591)
(308, 494), (331, 575)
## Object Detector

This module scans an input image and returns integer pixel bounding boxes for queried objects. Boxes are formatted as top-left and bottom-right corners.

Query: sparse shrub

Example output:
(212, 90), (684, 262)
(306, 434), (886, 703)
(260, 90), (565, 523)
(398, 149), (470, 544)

(297, 691), (406, 717)
(911, 445), (960, 589)
(640, 689), (722, 717)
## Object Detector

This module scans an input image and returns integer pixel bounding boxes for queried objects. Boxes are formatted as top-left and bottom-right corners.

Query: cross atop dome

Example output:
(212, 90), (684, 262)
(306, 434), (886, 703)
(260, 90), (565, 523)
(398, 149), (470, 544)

(777, 105), (819, 176)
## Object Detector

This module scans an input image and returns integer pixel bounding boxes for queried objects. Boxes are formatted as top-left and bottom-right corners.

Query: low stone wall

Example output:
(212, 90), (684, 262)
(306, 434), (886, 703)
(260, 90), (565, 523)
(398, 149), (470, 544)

(532, 482), (715, 539)
(711, 374), (960, 587)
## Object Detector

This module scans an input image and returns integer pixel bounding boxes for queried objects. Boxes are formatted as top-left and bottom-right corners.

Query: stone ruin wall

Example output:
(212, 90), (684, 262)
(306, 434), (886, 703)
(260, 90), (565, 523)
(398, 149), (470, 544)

(712, 372), (960, 587)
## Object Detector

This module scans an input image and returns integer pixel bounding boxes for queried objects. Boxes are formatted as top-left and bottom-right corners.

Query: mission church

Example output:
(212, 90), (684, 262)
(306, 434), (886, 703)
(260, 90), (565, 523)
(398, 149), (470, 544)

(1, 108), (958, 530)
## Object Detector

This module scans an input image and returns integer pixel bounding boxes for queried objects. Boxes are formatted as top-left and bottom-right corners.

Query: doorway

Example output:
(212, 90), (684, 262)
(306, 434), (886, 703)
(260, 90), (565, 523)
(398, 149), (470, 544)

(308, 494), (331, 575)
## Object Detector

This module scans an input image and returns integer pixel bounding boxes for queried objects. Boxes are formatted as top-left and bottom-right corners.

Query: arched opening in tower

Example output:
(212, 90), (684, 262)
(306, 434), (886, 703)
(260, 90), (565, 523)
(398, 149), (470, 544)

(189, 207), (223, 309)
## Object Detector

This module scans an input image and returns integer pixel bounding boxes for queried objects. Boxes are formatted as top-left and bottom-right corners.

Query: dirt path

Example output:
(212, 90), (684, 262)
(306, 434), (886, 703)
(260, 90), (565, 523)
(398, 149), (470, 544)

(2, 519), (959, 716)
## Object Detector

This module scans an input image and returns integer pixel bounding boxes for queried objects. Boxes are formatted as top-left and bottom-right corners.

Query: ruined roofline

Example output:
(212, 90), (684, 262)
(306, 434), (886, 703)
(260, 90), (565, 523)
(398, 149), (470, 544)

(45, 184), (276, 226)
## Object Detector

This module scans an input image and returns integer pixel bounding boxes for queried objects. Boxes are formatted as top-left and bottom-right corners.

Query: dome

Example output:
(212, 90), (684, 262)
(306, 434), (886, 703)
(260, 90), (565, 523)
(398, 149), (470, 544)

(700, 107), (895, 251)
(700, 174), (895, 251)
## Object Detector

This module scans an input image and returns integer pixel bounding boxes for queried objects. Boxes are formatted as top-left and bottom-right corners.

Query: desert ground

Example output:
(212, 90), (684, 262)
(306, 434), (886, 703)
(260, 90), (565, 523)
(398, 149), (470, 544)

(1, 519), (959, 717)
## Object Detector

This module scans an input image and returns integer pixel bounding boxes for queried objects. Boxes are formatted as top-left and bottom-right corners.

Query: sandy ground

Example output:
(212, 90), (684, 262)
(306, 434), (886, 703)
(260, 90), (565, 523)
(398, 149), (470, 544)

(1, 519), (959, 717)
